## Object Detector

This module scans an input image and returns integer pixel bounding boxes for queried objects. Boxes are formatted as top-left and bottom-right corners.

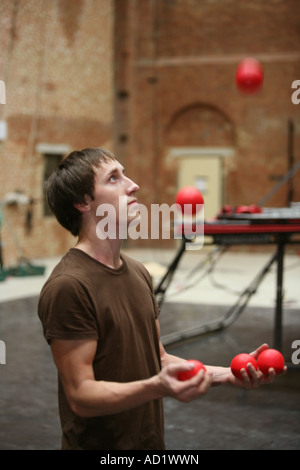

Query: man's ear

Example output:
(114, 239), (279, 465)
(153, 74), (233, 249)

(73, 195), (92, 213)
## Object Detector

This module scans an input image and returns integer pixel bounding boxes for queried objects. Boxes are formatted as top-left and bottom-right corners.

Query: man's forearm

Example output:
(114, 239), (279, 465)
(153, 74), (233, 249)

(205, 365), (232, 386)
(161, 350), (231, 386)
(68, 375), (163, 418)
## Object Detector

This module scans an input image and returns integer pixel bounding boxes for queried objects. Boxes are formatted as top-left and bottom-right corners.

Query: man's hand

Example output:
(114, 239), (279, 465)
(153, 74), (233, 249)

(210, 343), (287, 389)
(157, 361), (213, 402)
(233, 343), (287, 388)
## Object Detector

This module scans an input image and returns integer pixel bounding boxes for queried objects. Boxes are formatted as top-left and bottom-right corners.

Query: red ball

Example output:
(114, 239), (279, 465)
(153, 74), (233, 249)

(236, 58), (264, 94)
(257, 349), (285, 375)
(178, 360), (206, 381)
(230, 353), (258, 380)
(175, 186), (204, 216)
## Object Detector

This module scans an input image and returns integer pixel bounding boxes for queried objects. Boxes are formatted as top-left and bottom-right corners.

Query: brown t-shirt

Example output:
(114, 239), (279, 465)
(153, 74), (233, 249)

(38, 248), (165, 450)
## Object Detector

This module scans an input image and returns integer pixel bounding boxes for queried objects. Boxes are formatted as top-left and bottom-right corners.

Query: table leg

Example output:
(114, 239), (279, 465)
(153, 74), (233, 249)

(274, 241), (285, 351)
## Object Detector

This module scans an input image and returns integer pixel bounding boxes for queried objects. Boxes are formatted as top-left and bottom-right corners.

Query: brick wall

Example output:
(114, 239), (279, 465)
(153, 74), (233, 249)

(1, 0), (299, 266)
(0, 0), (113, 266)
(114, 0), (300, 250)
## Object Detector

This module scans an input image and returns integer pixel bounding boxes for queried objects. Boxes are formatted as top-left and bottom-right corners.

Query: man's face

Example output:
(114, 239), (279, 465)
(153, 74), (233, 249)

(91, 159), (140, 227)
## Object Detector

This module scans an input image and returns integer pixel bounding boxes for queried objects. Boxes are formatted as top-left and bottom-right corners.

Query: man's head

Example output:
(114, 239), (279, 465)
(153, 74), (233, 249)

(46, 147), (118, 236)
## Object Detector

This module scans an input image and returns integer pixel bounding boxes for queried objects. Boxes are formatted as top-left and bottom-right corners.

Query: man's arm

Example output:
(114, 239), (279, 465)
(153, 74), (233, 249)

(51, 338), (164, 418)
(50, 336), (213, 418)
(156, 320), (282, 389)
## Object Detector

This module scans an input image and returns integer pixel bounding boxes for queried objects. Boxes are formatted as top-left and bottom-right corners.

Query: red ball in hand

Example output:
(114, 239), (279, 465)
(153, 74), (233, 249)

(178, 360), (206, 381)
(230, 353), (258, 380)
(257, 349), (285, 375)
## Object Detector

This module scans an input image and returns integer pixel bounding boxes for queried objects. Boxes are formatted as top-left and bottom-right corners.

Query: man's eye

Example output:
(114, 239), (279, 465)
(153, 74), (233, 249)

(109, 175), (116, 182)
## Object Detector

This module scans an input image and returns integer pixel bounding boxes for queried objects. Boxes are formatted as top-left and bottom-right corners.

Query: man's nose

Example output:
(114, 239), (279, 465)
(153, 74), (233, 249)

(126, 177), (139, 194)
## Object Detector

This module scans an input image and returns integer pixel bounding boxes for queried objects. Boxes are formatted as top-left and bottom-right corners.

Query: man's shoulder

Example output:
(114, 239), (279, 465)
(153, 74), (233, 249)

(122, 252), (148, 273)
(121, 252), (153, 285)
(41, 250), (89, 294)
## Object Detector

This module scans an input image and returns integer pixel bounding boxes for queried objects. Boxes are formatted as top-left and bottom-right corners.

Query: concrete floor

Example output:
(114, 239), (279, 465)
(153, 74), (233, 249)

(161, 302), (300, 450)
(0, 248), (299, 450)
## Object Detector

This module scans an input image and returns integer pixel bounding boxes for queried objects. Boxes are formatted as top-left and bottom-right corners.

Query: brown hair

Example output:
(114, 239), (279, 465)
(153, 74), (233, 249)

(46, 147), (118, 236)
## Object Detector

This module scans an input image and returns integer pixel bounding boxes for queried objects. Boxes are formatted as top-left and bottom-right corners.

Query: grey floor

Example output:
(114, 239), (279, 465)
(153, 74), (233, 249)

(0, 295), (299, 451)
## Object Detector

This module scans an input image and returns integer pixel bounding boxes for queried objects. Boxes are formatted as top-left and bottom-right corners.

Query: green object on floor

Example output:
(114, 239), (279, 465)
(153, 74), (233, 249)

(6, 263), (45, 277)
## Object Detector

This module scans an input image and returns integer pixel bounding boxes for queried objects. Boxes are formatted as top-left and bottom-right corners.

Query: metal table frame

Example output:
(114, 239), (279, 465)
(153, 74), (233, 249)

(155, 220), (300, 350)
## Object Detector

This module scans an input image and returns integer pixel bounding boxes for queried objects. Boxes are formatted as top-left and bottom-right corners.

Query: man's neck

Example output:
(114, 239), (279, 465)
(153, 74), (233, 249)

(74, 235), (123, 270)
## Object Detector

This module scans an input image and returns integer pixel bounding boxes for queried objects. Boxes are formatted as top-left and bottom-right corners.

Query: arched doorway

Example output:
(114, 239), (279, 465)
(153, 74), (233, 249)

(165, 103), (236, 219)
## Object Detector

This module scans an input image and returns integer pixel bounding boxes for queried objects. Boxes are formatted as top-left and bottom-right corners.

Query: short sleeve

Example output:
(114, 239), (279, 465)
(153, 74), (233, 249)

(38, 274), (99, 344)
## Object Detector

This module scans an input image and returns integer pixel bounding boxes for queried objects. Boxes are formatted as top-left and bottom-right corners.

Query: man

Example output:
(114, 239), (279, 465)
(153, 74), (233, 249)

(38, 147), (279, 450)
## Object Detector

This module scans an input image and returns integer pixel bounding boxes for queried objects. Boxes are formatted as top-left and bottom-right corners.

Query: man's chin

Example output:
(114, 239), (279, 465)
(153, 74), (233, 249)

(127, 212), (141, 227)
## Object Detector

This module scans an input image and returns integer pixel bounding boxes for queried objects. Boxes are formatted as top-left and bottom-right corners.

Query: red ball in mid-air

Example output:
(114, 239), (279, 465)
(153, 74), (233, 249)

(236, 58), (264, 94)
(178, 360), (206, 381)
(230, 353), (258, 380)
(257, 349), (285, 375)
(175, 186), (204, 216)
